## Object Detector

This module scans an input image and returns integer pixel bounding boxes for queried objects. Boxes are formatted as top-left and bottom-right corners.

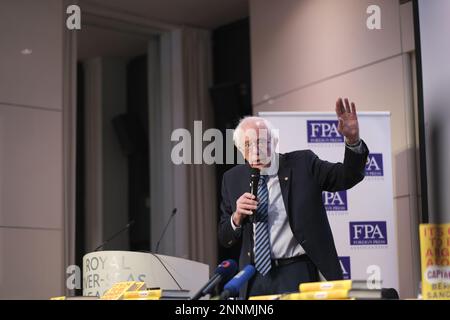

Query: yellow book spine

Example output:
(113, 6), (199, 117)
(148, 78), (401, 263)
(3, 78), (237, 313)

(282, 289), (349, 300)
(299, 280), (353, 292)
(123, 289), (162, 300)
(124, 297), (160, 300)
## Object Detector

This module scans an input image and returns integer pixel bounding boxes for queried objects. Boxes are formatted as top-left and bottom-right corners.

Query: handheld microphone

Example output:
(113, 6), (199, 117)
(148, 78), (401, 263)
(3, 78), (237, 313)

(93, 220), (135, 251)
(155, 208), (177, 253)
(191, 259), (238, 300)
(219, 264), (256, 300)
(249, 168), (260, 223)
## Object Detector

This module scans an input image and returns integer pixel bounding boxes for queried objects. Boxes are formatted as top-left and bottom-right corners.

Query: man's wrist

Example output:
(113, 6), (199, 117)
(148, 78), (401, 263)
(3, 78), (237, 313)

(345, 137), (361, 147)
(231, 212), (242, 228)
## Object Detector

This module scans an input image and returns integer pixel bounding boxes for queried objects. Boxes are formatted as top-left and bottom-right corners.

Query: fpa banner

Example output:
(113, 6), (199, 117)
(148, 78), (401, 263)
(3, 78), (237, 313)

(259, 111), (399, 291)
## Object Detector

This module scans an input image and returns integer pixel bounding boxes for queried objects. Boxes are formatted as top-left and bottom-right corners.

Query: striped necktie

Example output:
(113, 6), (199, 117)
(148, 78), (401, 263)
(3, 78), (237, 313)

(254, 175), (272, 276)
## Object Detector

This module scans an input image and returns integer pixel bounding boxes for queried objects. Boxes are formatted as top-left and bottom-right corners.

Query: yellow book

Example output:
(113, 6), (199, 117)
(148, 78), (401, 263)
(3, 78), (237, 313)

(100, 281), (139, 300)
(249, 294), (282, 300)
(282, 289), (381, 300)
(419, 223), (450, 300)
(123, 289), (163, 300)
(299, 279), (380, 292)
(123, 289), (191, 300)
(282, 290), (349, 300)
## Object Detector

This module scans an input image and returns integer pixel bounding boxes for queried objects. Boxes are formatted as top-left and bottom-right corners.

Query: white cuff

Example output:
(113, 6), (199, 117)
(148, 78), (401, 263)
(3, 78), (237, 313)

(345, 139), (364, 154)
(230, 214), (241, 231)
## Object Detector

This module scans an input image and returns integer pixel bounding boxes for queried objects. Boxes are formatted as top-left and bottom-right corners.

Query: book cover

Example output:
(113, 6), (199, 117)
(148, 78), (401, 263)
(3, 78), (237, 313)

(419, 223), (450, 300)
(100, 281), (138, 300)
(130, 282), (147, 291)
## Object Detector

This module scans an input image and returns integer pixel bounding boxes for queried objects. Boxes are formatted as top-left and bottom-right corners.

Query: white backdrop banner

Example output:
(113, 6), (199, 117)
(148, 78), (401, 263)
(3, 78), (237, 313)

(259, 111), (399, 290)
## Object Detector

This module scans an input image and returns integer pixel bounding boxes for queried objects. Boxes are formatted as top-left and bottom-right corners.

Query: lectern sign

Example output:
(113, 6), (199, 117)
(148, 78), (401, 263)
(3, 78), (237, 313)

(83, 252), (147, 297)
(83, 251), (209, 298)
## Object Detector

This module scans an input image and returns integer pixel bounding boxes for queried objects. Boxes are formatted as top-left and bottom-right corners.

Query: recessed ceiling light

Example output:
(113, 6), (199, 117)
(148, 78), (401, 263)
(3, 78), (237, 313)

(21, 49), (32, 55)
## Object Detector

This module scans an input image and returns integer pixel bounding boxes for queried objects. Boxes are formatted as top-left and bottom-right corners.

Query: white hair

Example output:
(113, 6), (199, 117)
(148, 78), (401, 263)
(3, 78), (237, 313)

(232, 116), (279, 151)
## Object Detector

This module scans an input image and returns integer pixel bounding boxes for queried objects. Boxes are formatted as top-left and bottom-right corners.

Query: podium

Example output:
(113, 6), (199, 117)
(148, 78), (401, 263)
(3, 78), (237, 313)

(83, 251), (209, 298)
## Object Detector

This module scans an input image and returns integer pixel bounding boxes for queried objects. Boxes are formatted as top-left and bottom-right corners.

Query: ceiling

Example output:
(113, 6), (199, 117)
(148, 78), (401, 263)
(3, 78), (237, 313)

(81, 0), (249, 29)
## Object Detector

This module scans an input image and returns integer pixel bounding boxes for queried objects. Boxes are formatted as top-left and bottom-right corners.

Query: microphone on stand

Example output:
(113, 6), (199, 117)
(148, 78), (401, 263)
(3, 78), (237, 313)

(218, 265), (256, 300)
(93, 220), (135, 252)
(155, 208), (177, 253)
(191, 260), (238, 300)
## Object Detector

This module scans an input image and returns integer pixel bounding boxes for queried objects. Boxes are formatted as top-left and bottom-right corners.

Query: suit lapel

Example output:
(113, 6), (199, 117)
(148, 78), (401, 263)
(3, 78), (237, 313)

(240, 165), (252, 196)
(277, 154), (291, 216)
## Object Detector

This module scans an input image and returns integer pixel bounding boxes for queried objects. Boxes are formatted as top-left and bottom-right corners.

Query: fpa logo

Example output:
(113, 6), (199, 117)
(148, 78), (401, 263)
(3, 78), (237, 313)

(322, 191), (347, 211)
(307, 120), (343, 143)
(350, 221), (387, 246)
(365, 153), (383, 176)
(339, 256), (351, 280)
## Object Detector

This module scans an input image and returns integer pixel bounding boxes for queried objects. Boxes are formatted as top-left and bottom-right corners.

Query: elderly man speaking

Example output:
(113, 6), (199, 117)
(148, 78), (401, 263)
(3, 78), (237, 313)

(218, 98), (369, 298)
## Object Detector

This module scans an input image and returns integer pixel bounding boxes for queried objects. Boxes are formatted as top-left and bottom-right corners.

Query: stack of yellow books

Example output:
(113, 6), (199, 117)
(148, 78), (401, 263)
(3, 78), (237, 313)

(280, 280), (383, 300)
(250, 280), (384, 300)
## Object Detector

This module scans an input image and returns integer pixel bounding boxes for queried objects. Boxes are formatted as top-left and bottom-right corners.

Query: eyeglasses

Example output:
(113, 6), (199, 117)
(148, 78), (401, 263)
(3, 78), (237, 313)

(244, 139), (270, 150)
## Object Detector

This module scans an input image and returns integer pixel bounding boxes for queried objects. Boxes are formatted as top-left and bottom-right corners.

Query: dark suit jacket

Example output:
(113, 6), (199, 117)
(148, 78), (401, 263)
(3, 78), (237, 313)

(218, 141), (369, 297)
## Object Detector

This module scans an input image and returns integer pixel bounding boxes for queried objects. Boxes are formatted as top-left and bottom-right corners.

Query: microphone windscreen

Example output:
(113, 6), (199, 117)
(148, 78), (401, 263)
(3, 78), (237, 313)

(215, 260), (238, 280)
(223, 265), (256, 296)
(250, 167), (260, 178)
